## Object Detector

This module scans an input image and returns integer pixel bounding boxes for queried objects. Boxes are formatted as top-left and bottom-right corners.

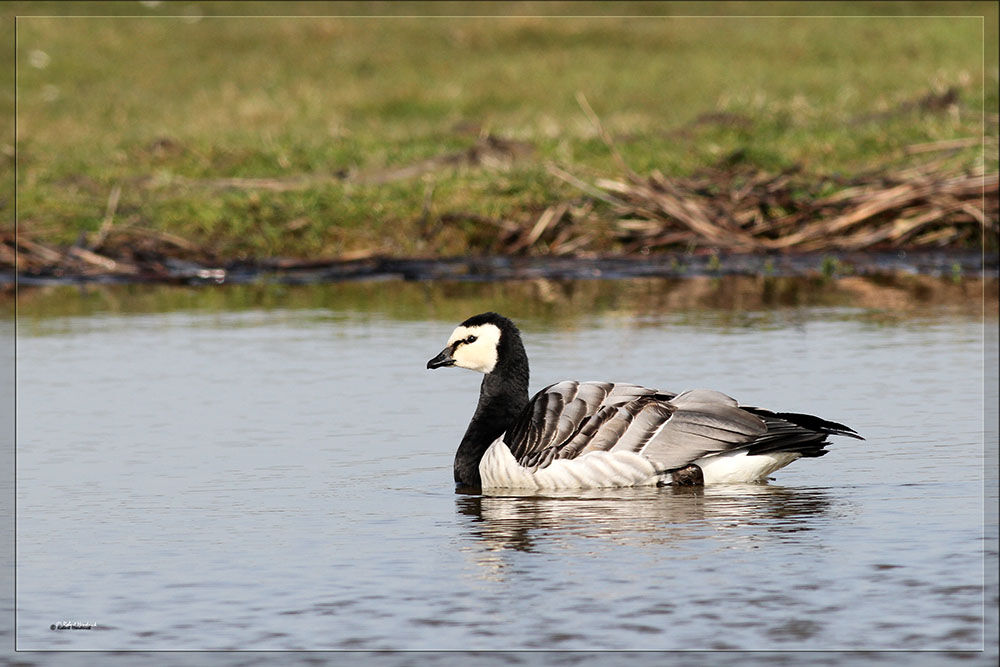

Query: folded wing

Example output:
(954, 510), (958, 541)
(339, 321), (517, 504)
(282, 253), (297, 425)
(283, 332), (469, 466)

(504, 383), (773, 472)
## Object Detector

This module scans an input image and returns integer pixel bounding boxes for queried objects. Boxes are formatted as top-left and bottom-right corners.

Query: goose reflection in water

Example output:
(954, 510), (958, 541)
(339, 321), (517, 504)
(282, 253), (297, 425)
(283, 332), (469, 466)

(455, 485), (836, 556)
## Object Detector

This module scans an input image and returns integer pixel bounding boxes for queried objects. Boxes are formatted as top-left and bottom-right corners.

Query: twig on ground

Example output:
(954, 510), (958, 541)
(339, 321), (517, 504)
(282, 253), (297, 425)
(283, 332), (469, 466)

(89, 183), (122, 250)
(575, 91), (637, 181)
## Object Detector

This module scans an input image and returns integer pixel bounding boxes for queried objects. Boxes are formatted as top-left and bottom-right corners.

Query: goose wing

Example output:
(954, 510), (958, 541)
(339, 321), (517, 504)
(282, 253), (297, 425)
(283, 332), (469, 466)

(503, 383), (768, 472)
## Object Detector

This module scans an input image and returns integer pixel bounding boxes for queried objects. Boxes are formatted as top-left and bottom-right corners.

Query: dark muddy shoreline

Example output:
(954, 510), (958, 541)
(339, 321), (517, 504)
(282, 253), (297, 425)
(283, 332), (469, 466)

(3, 249), (995, 289)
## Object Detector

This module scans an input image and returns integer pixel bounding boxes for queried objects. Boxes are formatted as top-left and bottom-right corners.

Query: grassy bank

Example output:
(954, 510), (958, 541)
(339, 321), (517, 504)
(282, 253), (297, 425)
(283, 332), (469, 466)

(6, 1), (998, 268)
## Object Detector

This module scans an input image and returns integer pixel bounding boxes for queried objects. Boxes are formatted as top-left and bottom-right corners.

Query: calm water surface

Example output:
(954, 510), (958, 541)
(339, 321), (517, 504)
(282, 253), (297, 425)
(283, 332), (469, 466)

(12, 278), (998, 657)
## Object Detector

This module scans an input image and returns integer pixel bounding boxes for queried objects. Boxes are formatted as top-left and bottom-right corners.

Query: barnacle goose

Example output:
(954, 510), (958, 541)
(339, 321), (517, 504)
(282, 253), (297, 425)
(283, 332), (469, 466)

(427, 312), (862, 490)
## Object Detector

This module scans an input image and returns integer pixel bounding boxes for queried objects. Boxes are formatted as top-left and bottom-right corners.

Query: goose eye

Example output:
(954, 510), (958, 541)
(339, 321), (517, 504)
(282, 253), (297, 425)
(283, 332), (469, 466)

(465, 335), (478, 344)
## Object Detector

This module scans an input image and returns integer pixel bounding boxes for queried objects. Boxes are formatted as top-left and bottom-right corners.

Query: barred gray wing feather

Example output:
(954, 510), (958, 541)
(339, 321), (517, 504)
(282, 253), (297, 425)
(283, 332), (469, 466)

(506, 381), (577, 468)
(605, 400), (673, 453)
(573, 402), (641, 456)
(536, 388), (565, 450)
(505, 381), (650, 467)
(640, 416), (765, 470)
(505, 384), (770, 472)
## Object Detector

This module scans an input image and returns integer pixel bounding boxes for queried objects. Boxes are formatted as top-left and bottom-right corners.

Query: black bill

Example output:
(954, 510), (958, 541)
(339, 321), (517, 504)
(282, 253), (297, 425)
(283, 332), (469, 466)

(426, 348), (455, 369)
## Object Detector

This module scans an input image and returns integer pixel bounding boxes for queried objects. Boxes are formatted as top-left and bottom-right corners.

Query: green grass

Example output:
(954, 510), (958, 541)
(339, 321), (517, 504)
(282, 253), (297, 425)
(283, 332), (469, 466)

(7, 1), (998, 259)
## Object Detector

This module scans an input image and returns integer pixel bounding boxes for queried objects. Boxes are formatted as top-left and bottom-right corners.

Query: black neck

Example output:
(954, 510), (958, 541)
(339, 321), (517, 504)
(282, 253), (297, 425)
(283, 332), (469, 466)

(454, 342), (529, 487)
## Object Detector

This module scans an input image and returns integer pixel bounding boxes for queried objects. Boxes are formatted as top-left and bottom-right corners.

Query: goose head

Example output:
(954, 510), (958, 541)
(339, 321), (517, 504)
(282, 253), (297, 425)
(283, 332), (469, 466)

(426, 312), (524, 375)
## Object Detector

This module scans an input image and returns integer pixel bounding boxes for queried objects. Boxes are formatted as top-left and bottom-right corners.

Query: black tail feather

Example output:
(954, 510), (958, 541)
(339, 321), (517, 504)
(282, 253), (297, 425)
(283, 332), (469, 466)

(771, 411), (865, 440)
(740, 407), (863, 458)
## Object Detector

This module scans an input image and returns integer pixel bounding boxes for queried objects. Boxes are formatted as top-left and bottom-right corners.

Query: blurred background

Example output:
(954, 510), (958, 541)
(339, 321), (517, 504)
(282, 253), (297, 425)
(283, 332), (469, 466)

(4, 1), (997, 275)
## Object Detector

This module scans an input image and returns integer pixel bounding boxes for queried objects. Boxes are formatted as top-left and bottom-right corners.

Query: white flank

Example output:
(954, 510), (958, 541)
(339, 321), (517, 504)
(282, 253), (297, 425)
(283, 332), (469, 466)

(480, 441), (804, 489)
(479, 439), (662, 490)
(694, 450), (801, 484)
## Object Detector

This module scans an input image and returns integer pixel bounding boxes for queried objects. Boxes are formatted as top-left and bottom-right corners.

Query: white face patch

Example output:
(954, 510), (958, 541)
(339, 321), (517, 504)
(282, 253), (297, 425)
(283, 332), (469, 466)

(447, 323), (501, 374)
